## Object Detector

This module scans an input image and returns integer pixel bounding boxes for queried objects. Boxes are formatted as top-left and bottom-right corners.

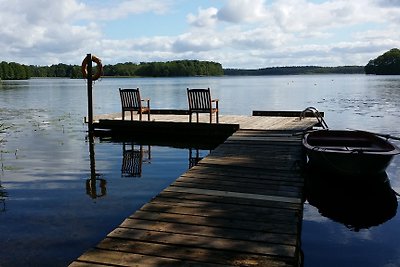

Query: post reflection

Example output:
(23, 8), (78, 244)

(86, 132), (107, 199)
(121, 142), (151, 177)
(304, 166), (398, 231)
(0, 180), (7, 212)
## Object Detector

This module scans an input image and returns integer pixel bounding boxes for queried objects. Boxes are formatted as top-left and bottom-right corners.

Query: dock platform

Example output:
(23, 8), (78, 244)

(70, 112), (319, 266)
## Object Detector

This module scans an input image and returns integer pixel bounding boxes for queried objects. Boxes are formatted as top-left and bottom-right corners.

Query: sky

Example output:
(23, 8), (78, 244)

(1, 0), (400, 69)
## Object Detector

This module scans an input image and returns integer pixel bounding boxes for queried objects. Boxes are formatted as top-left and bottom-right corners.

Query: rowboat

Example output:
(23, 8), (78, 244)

(302, 130), (400, 176)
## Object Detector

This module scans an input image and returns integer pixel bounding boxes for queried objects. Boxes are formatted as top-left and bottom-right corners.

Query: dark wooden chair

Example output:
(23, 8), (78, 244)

(187, 88), (219, 123)
(119, 88), (150, 121)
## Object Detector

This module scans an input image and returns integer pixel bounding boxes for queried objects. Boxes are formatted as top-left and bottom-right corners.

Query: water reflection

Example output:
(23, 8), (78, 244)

(0, 179), (7, 212)
(121, 142), (151, 177)
(92, 134), (215, 194)
(86, 132), (107, 199)
(305, 166), (398, 231)
(86, 176), (107, 199)
(188, 148), (210, 168)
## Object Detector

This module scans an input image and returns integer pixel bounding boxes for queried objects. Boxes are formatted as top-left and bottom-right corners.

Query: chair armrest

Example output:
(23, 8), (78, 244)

(212, 99), (219, 109)
(141, 99), (150, 109)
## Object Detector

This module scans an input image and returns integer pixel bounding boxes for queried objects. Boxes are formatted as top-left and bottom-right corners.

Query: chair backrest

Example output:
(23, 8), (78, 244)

(187, 88), (212, 111)
(119, 88), (141, 110)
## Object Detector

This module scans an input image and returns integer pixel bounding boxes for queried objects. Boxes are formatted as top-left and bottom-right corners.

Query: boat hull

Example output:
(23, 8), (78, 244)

(303, 130), (400, 176)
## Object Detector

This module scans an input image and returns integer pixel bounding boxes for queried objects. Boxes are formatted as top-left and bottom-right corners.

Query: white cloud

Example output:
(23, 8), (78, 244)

(375, 0), (400, 7)
(0, 0), (173, 65)
(187, 7), (218, 28)
(81, 0), (172, 21)
(1, 0), (400, 68)
(217, 0), (267, 23)
(173, 32), (224, 52)
(271, 0), (373, 32)
(230, 26), (293, 50)
(0, 0), (100, 64)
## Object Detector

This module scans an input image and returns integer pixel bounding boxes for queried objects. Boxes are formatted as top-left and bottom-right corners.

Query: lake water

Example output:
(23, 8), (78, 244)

(0, 75), (399, 266)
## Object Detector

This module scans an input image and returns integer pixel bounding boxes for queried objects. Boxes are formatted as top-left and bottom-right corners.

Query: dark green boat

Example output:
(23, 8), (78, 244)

(303, 130), (400, 176)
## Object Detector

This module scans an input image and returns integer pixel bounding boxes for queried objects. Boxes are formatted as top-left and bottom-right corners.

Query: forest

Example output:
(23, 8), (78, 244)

(4, 48), (400, 80)
(364, 48), (400, 75)
(0, 60), (223, 80)
(0, 60), (366, 80)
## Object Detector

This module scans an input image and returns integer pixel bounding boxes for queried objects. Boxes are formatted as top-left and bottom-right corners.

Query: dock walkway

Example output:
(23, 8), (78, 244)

(71, 114), (317, 266)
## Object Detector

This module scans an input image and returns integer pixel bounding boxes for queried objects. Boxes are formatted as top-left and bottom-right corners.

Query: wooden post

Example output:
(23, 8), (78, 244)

(84, 54), (107, 199)
(86, 53), (94, 132)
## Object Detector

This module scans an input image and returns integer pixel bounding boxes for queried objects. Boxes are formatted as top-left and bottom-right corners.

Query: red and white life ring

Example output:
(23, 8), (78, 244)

(81, 55), (103, 81)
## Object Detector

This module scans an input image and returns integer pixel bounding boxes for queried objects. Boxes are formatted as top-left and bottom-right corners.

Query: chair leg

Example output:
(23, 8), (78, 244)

(196, 113), (199, 123)
(189, 113), (192, 123)
(216, 111), (219, 124)
(122, 111), (125, 120)
(139, 111), (142, 121)
(210, 113), (212, 123)
(130, 111), (133, 121)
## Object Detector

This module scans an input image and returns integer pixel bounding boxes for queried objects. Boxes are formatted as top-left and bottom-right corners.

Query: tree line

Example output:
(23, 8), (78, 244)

(224, 66), (364, 76)
(364, 48), (400, 75)
(5, 48), (400, 80)
(0, 60), (224, 80)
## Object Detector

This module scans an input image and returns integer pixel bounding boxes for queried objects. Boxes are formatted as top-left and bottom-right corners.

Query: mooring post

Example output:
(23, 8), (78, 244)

(86, 53), (94, 133)
(83, 53), (106, 199)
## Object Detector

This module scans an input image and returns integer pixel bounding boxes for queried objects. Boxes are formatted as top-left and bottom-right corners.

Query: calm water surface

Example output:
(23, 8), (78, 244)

(0, 75), (399, 266)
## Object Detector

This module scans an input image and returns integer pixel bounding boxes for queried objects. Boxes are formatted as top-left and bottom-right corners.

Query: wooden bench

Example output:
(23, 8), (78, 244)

(119, 88), (150, 121)
(187, 88), (219, 123)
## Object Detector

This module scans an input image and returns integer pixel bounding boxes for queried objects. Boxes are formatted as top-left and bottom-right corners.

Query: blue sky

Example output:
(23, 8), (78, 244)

(1, 0), (399, 68)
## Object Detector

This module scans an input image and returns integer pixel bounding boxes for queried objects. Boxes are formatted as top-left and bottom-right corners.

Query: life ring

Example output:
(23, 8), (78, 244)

(81, 55), (103, 81)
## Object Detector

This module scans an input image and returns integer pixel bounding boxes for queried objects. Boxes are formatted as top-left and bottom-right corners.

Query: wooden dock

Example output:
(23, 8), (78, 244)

(90, 110), (320, 131)
(71, 113), (318, 267)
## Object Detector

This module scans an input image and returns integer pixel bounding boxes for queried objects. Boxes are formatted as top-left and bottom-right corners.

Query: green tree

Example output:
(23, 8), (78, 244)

(0, 59), (224, 79)
(365, 48), (400, 75)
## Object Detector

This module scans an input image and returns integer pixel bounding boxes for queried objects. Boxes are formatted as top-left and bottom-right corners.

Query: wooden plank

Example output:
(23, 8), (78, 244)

(164, 187), (302, 204)
(139, 202), (300, 224)
(146, 198), (300, 219)
(95, 238), (293, 267)
(120, 218), (297, 245)
(171, 181), (302, 198)
(130, 210), (298, 234)
(107, 227), (297, 258)
(155, 191), (302, 211)
(187, 164), (304, 181)
(176, 175), (302, 192)
(252, 110), (324, 117)
(73, 248), (223, 267)
(69, 261), (111, 267)
(197, 157), (303, 171)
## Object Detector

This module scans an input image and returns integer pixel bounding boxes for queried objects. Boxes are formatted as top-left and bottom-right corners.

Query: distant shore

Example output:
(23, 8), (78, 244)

(0, 60), (365, 80)
(223, 66), (364, 76)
